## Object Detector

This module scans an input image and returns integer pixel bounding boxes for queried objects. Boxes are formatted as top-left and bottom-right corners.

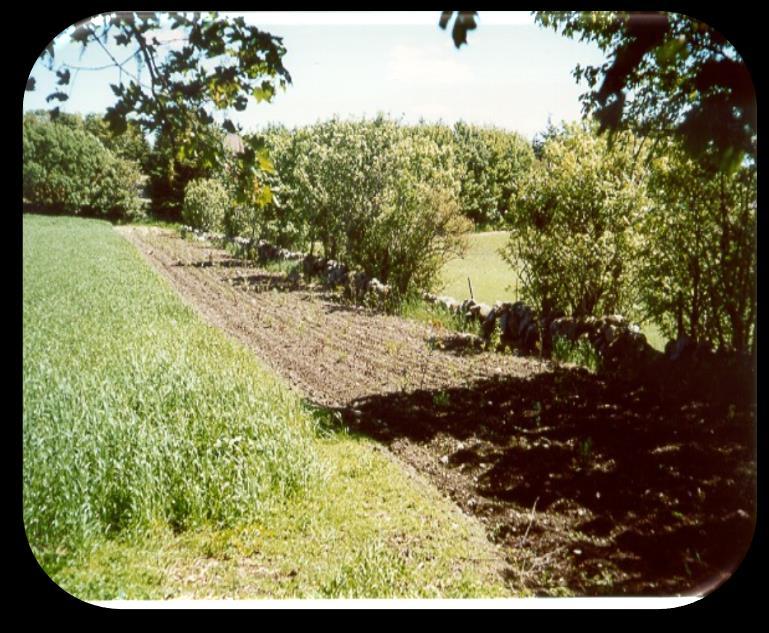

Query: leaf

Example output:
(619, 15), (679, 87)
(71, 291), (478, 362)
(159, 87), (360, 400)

(71, 24), (90, 44)
(104, 106), (128, 134)
(46, 92), (69, 103)
(256, 148), (275, 174)
(56, 69), (71, 86)
(252, 84), (274, 102)
(234, 95), (248, 111)
(452, 11), (478, 48)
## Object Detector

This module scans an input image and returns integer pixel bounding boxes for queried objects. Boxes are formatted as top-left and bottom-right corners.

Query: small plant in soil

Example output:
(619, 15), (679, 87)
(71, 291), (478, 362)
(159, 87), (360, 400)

(433, 390), (451, 408)
(552, 335), (600, 373)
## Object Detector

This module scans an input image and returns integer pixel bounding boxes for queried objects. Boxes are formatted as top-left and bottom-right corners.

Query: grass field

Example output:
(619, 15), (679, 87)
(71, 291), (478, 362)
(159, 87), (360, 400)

(23, 215), (510, 600)
(439, 231), (517, 306)
(438, 231), (666, 351)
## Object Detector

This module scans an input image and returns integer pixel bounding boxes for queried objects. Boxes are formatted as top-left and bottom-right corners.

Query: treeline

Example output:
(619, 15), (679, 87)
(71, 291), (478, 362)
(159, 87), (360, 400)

(22, 112), (756, 355)
(507, 122), (756, 356)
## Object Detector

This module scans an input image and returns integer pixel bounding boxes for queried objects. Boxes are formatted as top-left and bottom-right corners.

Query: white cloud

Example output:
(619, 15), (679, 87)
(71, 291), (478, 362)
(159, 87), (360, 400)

(386, 44), (473, 85)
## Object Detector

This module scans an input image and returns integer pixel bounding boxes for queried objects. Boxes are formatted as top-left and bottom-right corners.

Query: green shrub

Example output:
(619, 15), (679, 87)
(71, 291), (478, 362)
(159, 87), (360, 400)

(285, 117), (470, 297)
(181, 178), (229, 231)
(452, 121), (535, 228)
(639, 144), (756, 353)
(504, 122), (647, 318)
(23, 113), (146, 220)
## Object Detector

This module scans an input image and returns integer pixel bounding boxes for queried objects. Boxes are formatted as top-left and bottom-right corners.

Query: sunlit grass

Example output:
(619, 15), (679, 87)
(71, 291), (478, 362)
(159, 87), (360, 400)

(24, 214), (511, 600)
(439, 231), (518, 306)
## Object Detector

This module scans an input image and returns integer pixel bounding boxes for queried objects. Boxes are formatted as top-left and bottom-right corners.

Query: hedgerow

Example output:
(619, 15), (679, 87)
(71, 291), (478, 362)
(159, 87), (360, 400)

(22, 113), (146, 221)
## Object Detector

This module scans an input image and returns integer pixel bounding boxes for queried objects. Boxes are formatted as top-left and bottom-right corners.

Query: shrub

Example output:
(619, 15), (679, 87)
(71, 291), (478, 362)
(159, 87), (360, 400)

(286, 117), (470, 298)
(23, 114), (146, 220)
(639, 144), (756, 354)
(504, 122), (647, 318)
(452, 122), (535, 228)
(181, 178), (229, 232)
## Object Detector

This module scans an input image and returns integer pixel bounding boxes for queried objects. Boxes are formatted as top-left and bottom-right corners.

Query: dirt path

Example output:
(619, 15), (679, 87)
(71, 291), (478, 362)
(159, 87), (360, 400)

(119, 226), (756, 597)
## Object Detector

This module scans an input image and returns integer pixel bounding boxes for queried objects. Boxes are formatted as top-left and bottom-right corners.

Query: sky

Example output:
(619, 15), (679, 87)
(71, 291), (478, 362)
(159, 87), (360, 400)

(24, 11), (609, 140)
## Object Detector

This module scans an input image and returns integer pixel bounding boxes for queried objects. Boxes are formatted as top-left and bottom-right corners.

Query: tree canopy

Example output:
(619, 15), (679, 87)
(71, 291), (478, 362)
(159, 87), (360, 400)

(27, 11), (290, 212)
(440, 10), (755, 171)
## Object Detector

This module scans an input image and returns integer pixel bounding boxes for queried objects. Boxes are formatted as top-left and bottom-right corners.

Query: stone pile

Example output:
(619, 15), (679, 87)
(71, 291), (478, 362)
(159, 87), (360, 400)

(180, 226), (392, 302)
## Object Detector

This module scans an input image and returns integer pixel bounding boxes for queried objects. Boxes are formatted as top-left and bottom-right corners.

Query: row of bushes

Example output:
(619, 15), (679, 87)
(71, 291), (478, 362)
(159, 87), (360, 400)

(185, 117), (478, 298)
(22, 112), (148, 220)
(24, 109), (755, 356)
(505, 122), (756, 355)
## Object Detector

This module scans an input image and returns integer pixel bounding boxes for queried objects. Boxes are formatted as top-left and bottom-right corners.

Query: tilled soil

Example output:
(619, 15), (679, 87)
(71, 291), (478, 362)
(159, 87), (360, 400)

(119, 226), (757, 597)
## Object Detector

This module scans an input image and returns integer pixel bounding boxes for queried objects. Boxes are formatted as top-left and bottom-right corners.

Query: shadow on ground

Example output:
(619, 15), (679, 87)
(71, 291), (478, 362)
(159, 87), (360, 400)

(339, 367), (756, 596)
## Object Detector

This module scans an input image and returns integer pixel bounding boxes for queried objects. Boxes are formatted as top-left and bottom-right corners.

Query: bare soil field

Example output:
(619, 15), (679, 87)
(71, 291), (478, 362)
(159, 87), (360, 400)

(119, 226), (756, 597)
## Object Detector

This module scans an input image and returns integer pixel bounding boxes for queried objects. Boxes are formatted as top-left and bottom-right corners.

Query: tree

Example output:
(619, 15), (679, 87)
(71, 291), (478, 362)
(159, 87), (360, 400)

(27, 11), (291, 217)
(440, 11), (756, 171)
(274, 117), (470, 297)
(451, 122), (534, 228)
(83, 113), (151, 170)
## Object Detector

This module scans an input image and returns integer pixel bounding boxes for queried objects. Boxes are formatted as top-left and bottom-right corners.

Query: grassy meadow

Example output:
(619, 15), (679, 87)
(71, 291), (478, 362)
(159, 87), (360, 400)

(439, 231), (516, 306)
(23, 215), (510, 600)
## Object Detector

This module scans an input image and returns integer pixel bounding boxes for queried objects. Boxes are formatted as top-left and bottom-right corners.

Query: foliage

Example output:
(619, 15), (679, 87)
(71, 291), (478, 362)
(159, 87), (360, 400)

(504, 122), (647, 318)
(143, 117), (229, 219)
(23, 215), (319, 573)
(439, 11), (479, 48)
(452, 122), (535, 228)
(84, 114), (151, 171)
(23, 113), (146, 220)
(181, 178), (230, 232)
(275, 117), (470, 296)
(638, 144), (756, 353)
(28, 11), (291, 218)
(229, 124), (307, 247)
(552, 335), (600, 372)
(534, 11), (756, 171)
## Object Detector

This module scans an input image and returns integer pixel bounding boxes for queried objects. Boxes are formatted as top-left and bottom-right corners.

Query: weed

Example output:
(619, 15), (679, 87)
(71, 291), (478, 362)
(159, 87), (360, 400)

(552, 335), (601, 372)
(433, 390), (451, 408)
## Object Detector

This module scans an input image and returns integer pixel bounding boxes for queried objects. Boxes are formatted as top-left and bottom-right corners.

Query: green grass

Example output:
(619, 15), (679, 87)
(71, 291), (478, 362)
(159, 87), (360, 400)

(23, 214), (510, 599)
(399, 296), (481, 337)
(552, 336), (600, 373)
(440, 231), (518, 306)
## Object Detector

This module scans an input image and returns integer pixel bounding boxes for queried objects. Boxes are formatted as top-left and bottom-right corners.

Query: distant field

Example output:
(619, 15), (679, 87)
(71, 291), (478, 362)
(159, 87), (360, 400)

(439, 231), (518, 305)
(439, 231), (666, 351)
(23, 215), (510, 599)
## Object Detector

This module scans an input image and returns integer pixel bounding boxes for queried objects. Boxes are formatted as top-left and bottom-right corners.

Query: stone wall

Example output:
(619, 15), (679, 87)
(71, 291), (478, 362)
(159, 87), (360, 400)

(180, 226), (392, 304)
(183, 226), (754, 393)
